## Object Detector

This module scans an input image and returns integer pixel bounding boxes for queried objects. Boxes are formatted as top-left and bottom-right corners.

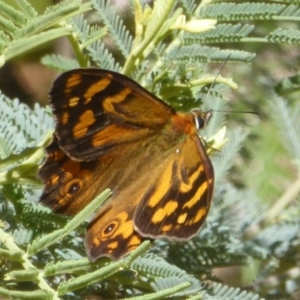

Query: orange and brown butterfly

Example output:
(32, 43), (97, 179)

(38, 68), (214, 261)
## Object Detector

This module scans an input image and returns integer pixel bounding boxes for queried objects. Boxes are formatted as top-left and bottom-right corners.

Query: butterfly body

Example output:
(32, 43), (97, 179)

(39, 69), (214, 261)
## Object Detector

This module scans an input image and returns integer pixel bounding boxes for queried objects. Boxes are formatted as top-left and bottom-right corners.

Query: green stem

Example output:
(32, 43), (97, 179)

(122, 0), (175, 75)
(0, 228), (59, 299)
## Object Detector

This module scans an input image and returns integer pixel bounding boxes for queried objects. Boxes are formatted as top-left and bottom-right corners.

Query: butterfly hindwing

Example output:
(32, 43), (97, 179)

(84, 189), (144, 261)
(83, 132), (213, 260)
(133, 134), (214, 240)
(38, 136), (102, 215)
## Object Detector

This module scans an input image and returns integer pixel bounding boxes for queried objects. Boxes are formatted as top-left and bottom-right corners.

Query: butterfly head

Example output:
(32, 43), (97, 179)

(191, 109), (213, 130)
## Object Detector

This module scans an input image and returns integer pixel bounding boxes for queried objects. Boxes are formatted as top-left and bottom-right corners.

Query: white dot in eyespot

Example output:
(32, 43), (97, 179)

(176, 149), (180, 153)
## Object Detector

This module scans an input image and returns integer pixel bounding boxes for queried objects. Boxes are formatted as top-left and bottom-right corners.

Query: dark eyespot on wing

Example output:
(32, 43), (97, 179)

(38, 137), (97, 215)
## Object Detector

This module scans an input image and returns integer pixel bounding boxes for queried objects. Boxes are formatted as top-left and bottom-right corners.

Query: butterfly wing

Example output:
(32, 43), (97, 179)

(134, 134), (214, 240)
(39, 134), (150, 216)
(49, 69), (175, 161)
(39, 69), (175, 216)
(38, 136), (109, 215)
(39, 141), (145, 260)
(38, 134), (156, 260)
(84, 133), (214, 261)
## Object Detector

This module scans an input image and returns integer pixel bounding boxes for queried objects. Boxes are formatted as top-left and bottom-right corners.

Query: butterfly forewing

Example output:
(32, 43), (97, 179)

(49, 69), (175, 161)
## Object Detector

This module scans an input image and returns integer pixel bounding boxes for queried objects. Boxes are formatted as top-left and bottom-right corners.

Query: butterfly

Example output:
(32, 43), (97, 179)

(38, 68), (214, 261)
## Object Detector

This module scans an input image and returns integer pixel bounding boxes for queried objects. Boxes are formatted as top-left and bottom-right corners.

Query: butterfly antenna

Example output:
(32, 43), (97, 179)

(213, 109), (260, 117)
(204, 54), (231, 101)
(204, 56), (259, 117)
